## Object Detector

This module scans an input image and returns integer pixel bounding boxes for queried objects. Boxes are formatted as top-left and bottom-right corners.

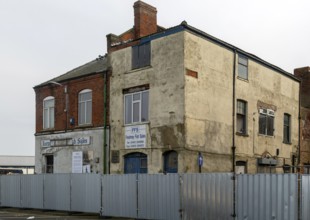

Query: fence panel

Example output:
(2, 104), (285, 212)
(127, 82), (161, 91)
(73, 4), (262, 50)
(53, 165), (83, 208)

(182, 173), (233, 220)
(237, 174), (298, 220)
(0, 175), (21, 207)
(138, 174), (180, 220)
(301, 175), (310, 220)
(71, 174), (101, 213)
(44, 174), (71, 211)
(20, 175), (44, 209)
(102, 174), (137, 218)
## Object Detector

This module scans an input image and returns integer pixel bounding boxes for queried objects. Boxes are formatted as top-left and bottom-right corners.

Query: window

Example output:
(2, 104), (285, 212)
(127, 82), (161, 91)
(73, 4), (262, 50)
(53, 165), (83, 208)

(283, 113), (291, 143)
(236, 161), (247, 174)
(259, 108), (274, 136)
(237, 100), (247, 134)
(124, 90), (149, 124)
(163, 151), (178, 173)
(132, 42), (150, 69)
(45, 155), (54, 173)
(238, 55), (248, 79)
(78, 89), (92, 125)
(43, 96), (55, 129)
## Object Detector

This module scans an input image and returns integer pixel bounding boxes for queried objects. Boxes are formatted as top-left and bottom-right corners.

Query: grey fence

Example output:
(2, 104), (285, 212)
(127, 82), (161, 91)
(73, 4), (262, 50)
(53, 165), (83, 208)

(237, 174), (298, 220)
(301, 174), (310, 220)
(2, 173), (310, 219)
(182, 173), (233, 220)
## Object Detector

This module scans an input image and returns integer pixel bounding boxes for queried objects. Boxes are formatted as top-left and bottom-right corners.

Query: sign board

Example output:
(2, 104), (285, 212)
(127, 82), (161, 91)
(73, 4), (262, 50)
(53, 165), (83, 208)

(72, 151), (83, 173)
(41, 140), (52, 147)
(125, 125), (147, 149)
(71, 136), (91, 145)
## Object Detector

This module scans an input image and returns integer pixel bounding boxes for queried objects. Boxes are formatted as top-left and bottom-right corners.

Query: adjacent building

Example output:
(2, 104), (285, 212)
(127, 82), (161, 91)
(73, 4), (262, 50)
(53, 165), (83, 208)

(0, 156), (35, 174)
(34, 0), (303, 174)
(34, 57), (109, 174)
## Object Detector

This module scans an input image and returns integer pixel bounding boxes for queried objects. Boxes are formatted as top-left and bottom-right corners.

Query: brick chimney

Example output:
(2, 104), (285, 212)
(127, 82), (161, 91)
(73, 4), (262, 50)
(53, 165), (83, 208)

(294, 66), (310, 108)
(134, 1), (157, 39)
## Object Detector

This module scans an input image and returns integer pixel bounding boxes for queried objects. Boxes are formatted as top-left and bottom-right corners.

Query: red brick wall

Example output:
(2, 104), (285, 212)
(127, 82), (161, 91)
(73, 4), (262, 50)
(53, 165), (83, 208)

(134, 1), (157, 39)
(34, 73), (109, 134)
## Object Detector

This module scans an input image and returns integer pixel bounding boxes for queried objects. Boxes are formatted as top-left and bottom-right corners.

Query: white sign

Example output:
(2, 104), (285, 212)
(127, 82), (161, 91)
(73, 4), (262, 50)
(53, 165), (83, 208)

(125, 125), (147, 149)
(72, 151), (83, 173)
(41, 140), (52, 147)
(71, 136), (91, 145)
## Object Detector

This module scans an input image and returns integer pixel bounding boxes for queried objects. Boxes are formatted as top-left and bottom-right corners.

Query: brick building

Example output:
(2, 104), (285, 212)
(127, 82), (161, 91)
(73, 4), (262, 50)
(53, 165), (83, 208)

(294, 66), (310, 173)
(34, 57), (109, 174)
(35, 0), (305, 174)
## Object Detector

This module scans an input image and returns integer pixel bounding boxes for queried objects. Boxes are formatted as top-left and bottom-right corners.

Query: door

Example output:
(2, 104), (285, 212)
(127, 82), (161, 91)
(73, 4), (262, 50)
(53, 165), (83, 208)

(124, 153), (147, 174)
(45, 155), (54, 173)
(163, 151), (178, 173)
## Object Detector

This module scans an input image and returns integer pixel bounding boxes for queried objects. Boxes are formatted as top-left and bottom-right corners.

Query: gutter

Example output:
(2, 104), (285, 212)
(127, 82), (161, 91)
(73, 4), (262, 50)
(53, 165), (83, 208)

(103, 70), (108, 174)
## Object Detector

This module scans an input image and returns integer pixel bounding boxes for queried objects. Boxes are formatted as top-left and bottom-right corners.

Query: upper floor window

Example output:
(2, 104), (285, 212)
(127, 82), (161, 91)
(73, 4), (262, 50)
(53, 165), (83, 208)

(259, 108), (274, 136)
(78, 89), (92, 125)
(237, 100), (247, 135)
(132, 42), (150, 69)
(43, 96), (55, 129)
(283, 113), (291, 144)
(238, 55), (248, 80)
(124, 90), (149, 125)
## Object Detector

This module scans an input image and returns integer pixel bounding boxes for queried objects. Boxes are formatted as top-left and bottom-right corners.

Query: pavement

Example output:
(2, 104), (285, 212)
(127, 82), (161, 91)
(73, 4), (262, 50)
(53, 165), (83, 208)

(0, 208), (133, 220)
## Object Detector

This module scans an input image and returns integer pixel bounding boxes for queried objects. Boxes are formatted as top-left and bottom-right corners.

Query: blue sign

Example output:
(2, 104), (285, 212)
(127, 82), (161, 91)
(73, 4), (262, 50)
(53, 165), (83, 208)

(198, 153), (203, 166)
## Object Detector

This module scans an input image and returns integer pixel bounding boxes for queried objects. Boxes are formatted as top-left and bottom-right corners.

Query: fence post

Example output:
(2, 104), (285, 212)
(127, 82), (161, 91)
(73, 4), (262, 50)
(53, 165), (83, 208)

(136, 173), (139, 218)
(179, 173), (183, 220)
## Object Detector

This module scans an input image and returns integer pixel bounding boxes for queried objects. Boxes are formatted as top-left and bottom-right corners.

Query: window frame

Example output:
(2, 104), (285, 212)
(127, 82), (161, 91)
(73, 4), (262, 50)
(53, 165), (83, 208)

(124, 90), (149, 125)
(283, 113), (291, 144)
(132, 42), (151, 70)
(236, 100), (247, 135)
(238, 55), (248, 80)
(258, 108), (275, 136)
(43, 96), (55, 129)
(78, 89), (92, 126)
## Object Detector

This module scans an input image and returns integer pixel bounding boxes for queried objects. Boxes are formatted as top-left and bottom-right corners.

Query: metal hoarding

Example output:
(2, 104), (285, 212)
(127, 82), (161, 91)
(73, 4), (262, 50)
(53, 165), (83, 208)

(20, 174), (44, 209)
(182, 173), (233, 220)
(237, 174), (298, 220)
(70, 174), (101, 213)
(44, 174), (70, 211)
(102, 174), (137, 218)
(0, 175), (21, 208)
(138, 174), (180, 220)
(301, 175), (310, 220)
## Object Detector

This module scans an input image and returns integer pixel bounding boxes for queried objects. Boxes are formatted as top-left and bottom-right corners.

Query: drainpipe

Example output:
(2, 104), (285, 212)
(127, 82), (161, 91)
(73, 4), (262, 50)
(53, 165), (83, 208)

(232, 49), (237, 218)
(103, 71), (108, 174)
(298, 81), (301, 173)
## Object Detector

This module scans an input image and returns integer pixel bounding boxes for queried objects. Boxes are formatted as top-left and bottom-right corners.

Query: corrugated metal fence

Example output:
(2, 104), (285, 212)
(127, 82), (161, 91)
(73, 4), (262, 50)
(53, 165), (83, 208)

(1, 173), (310, 219)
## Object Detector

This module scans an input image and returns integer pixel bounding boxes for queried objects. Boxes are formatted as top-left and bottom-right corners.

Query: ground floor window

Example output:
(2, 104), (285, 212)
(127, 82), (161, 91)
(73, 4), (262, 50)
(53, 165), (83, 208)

(124, 153), (147, 174)
(236, 161), (247, 174)
(163, 151), (178, 173)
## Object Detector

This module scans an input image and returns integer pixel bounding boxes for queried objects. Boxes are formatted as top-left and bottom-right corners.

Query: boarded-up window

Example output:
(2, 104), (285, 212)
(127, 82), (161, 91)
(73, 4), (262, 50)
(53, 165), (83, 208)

(132, 42), (151, 69)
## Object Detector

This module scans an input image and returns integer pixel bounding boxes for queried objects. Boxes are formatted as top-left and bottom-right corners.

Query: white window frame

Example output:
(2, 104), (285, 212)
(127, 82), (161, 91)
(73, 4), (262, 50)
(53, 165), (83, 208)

(259, 108), (275, 136)
(43, 96), (55, 129)
(78, 89), (92, 125)
(124, 90), (149, 125)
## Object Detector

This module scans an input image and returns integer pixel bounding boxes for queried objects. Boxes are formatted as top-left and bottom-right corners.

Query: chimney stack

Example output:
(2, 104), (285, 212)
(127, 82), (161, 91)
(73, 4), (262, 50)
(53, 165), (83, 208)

(294, 66), (310, 108)
(134, 1), (157, 39)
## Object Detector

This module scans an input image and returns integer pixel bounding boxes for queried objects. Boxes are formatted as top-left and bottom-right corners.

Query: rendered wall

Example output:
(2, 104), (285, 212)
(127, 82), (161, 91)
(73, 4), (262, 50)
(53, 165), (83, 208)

(109, 32), (185, 173)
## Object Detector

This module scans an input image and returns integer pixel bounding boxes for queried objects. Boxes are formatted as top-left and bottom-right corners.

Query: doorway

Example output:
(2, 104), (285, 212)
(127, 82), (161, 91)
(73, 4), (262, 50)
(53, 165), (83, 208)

(124, 153), (147, 174)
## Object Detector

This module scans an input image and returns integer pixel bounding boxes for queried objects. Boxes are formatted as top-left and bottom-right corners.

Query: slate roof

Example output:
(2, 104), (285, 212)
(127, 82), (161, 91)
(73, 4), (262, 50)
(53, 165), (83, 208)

(34, 55), (108, 88)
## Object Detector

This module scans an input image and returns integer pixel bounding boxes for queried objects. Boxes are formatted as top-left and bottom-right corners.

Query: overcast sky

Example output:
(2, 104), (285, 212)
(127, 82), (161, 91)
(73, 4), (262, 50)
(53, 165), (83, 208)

(0, 0), (309, 156)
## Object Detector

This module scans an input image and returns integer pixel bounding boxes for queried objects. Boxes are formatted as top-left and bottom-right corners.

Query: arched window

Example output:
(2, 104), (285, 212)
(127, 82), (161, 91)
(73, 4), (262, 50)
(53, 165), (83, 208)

(124, 153), (147, 174)
(43, 96), (55, 129)
(163, 151), (178, 173)
(236, 161), (247, 174)
(78, 89), (92, 125)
